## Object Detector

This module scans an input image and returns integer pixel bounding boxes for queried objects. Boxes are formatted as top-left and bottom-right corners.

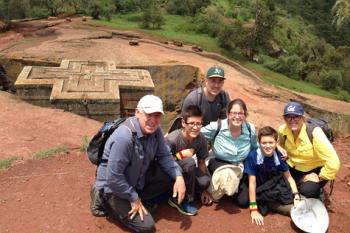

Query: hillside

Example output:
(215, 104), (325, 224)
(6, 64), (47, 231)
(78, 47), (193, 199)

(0, 17), (350, 233)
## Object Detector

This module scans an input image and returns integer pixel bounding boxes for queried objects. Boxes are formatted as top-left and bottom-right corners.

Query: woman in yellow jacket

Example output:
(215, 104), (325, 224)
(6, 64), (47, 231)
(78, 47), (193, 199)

(278, 102), (340, 198)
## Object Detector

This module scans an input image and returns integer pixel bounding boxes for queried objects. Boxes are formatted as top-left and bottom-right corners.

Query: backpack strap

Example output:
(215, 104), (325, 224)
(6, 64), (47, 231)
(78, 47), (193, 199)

(213, 119), (222, 143)
(306, 122), (315, 144)
(197, 86), (203, 107)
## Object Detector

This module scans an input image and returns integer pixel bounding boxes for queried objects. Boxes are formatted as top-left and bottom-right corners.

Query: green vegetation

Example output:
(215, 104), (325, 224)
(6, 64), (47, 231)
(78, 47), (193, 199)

(244, 62), (348, 100)
(0, 156), (18, 170)
(80, 135), (90, 152)
(34, 146), (69, 160)
(1, 0), (349, 102)
(94, 14), (219, 52)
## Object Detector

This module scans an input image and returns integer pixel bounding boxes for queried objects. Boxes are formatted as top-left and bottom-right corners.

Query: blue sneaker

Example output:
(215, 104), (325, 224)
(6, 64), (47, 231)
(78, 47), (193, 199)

(168, 197), (198, 216)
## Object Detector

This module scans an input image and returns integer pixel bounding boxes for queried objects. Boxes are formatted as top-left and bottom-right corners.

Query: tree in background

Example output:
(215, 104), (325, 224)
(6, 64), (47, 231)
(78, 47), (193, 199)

(320, 69), (343, 91)
(194, 5), (225, 37)
(140, 2), (164, 29)
(243, 0), (277, 59)
(332, 0), (350, 30)
(88, 0), (115, 20)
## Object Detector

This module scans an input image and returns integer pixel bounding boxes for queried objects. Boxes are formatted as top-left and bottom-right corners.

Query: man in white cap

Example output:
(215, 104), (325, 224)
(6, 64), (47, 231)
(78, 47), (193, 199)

(94, 94), (185, 233)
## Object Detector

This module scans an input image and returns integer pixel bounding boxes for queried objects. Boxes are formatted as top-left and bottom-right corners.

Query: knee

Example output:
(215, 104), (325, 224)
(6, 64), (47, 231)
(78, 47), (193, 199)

(181, 157), (196, 172)
(197, 174), (211, 189)
(132, 216), (155, 233)
(299, 181), (321, 198)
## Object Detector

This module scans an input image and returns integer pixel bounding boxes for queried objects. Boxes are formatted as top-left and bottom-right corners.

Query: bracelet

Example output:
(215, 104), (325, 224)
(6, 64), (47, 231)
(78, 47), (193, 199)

(250, 208), (258, 212)
(175, 151), (184, 160)
(249, 202), (257, 205)
(293, 192), (300, 196)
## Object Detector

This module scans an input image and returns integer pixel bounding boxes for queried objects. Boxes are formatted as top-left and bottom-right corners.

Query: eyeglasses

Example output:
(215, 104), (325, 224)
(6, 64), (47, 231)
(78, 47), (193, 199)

(285, 115), (302, 121)
(185, 122), (203, 128)
(229, 111), (245, 117)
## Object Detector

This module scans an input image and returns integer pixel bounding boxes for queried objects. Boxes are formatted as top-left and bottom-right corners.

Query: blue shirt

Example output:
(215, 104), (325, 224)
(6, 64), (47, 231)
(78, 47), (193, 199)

(244, 148), (289, 187)
(95, 116), (182, 202)
(201, 119), (258, 163)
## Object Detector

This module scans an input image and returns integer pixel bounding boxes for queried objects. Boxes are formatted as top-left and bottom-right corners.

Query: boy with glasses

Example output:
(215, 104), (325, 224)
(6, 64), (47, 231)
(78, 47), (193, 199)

(165, 105), (211, 215)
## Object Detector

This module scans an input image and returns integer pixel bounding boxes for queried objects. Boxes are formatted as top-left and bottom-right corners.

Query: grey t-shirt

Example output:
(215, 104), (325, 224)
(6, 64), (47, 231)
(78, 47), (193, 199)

(165, 129), (209, 161)
(181, 87), (230, 126)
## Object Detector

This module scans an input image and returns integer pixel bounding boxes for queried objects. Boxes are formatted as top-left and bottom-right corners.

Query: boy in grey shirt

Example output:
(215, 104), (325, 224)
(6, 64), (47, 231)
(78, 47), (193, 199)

(166, 105), (211, 215)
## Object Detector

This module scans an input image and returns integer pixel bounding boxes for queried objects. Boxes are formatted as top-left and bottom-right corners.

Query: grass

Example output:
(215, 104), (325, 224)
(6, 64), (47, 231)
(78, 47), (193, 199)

(34, 146), (69, 160)
(0, 156), (18, 170)
(92, 12), (347, 102)
(92, 13), (220, 52)
(80, 135), (90, 152)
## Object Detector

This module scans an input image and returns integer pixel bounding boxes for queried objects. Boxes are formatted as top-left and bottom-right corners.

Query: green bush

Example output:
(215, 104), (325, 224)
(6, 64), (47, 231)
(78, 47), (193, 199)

(194, 5), (224, 37)
(264, 54), (304, 79)
(89, 0), (115, 21)
(305, 71), (321, 85)
(320, 70), (343, 91)
(140, 5), (165, 29)
(337, 90), (350, 102)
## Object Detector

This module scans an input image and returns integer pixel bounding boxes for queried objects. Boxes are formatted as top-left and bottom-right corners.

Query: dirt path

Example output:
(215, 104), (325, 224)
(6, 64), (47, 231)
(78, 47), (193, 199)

(0, 17), (350, 233)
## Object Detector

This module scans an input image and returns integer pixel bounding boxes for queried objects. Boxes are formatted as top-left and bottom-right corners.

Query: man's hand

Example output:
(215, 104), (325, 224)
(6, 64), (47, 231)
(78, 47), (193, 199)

(173, 176), (186, 204)
(128, 198), (148, 221)
(251, 211), (264, 226)
(277, 145), (288, 161)
(201, 190), (213, 205)
(302, 173), (320, 183)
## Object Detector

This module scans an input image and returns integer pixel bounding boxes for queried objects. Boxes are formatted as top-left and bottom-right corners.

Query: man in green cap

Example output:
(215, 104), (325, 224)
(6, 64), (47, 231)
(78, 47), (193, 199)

(181, 65), (230, 126)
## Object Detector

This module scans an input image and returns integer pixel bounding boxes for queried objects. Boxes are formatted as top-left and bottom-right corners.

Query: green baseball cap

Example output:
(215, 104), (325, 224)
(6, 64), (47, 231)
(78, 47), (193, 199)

(206, 66), (225, 79)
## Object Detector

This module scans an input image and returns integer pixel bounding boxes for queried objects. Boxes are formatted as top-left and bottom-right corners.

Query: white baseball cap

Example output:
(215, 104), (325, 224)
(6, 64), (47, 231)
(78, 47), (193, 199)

(137, 95), (164, 114)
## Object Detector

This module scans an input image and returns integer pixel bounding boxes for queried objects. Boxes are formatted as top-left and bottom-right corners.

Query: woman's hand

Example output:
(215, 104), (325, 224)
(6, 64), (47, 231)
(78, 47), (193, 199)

(251, 211), (264, 225)
(277, 144), (288, 161)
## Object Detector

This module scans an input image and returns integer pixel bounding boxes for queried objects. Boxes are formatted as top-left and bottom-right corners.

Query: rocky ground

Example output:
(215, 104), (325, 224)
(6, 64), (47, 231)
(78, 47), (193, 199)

(0, 17), (349, 233)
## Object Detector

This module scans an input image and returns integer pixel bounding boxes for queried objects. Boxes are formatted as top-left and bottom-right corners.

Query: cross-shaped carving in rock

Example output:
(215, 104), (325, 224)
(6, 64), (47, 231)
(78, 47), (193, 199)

(15, 60), (154, 121)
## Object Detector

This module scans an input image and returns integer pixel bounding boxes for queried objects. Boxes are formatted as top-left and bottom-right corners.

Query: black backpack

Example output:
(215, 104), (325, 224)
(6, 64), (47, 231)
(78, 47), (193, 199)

(167, 87), (229, 134)
(305, 118), (334, 143)
(87, 117), (136, 166)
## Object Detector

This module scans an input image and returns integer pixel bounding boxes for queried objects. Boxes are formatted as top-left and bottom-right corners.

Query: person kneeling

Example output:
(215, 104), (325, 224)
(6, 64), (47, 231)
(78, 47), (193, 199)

(244, 126), (300, 226)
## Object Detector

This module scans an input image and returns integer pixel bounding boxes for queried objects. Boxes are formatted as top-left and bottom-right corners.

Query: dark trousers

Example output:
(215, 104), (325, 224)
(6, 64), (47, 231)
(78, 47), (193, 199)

(289, 166), (328, 198)
(103, 162), (173, 233)
(177, 157), (211, 202)
(208, 158), (249, 208)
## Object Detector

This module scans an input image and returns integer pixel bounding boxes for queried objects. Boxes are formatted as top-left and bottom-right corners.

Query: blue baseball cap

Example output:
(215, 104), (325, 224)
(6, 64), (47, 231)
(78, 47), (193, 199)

(283, 102), (304, 116)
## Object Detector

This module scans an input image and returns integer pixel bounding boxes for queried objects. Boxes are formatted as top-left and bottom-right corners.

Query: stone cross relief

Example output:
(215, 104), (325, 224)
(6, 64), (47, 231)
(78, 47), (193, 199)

(15, 60), (154, 102)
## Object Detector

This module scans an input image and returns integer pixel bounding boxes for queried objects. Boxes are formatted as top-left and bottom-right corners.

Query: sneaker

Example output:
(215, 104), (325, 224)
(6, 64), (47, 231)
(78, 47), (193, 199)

(90, 185), (107, 217)
(168, 197), (198, 216)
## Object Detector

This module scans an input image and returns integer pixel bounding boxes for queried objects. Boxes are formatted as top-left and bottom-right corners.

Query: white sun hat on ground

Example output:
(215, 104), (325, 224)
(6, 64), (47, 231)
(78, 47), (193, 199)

(291, 197), (329, 233)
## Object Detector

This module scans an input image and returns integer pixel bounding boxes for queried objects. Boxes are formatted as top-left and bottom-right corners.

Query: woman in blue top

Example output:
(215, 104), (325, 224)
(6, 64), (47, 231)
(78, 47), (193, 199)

(201, 98), (258, 207)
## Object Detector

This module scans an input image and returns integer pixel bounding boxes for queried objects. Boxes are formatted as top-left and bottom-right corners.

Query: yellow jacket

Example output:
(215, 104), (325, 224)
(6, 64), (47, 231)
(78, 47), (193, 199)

(278, 123), (340, 180)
